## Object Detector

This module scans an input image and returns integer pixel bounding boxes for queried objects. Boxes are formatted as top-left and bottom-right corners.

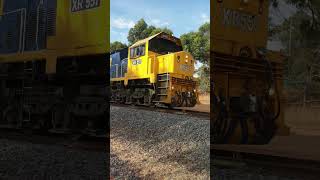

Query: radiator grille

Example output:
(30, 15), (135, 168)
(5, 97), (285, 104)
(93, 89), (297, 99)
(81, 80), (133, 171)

(47, 0), (56, 36)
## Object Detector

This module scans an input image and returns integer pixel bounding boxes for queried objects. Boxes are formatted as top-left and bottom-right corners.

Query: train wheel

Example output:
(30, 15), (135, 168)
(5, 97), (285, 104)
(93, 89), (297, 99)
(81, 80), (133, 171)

(174, 91), (183, 107)
(3, 106), (22, 129)
(50, 105), (71, 134)
(189, 92), (198, 107)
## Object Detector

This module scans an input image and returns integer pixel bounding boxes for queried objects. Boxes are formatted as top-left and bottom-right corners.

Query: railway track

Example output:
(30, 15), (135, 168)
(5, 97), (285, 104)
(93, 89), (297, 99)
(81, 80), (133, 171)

(111, 103), (210, 119)
(212, 148), (320, 179)
(0, 128), (107, 152)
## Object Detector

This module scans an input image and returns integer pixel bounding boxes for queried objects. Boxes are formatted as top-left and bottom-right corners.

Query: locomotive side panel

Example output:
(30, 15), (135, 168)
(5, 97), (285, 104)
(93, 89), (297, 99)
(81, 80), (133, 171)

(0, 0), (109, 61)
(48, 0), (109, 55)
(0, 0), (110, 137)
(211, 0), (269, 58)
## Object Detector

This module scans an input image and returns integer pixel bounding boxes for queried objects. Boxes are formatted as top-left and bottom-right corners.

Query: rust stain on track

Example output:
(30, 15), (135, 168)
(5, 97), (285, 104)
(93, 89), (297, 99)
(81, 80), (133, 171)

(212, 135), (320, 176)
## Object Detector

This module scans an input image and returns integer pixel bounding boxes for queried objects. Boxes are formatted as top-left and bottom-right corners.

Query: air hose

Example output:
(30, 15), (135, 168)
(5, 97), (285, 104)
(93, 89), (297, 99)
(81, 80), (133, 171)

(255, 50), (281, 143)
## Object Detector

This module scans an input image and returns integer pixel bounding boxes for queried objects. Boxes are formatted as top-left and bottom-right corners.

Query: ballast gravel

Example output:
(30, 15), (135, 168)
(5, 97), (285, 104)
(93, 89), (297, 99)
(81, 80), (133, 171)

(0, 139), (107, 180)
(110, 105), (210, 179)
(110, 106), (320, 180)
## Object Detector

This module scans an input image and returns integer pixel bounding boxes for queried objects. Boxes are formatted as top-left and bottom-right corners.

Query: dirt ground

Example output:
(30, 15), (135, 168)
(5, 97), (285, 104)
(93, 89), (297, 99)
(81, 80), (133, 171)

(285, 105), (320, 136)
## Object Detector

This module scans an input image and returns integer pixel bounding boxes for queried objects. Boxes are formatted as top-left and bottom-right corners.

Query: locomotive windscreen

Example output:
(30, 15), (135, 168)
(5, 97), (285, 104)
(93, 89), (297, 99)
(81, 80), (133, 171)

(149, 37), (182, 55)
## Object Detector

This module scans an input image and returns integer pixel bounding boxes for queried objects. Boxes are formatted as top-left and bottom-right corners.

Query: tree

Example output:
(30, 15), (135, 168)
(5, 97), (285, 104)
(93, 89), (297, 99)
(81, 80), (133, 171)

(127, 19), (173, 45)
(180, 23), (210, 65)
(110, 41), (127, 52)
(196, 64), (210, 93)
(272, 0), (320, 33)
(127, 19), (149, 45)
(180, 23), (210, 93)
(150, 27), (173, 36)
(271, 1), (320, 102)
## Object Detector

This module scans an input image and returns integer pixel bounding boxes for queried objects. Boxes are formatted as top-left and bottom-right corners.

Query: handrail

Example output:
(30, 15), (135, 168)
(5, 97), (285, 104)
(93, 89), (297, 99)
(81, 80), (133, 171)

(115, 64), (118, 78)
(36, 0), (44, 50)
(166, 56), (169, 88)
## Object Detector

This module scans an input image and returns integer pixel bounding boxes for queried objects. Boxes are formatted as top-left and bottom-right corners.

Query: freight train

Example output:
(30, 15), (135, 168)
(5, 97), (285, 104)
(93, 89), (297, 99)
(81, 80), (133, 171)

(110, 32), (198, 107)
(0, 0), (109, 137)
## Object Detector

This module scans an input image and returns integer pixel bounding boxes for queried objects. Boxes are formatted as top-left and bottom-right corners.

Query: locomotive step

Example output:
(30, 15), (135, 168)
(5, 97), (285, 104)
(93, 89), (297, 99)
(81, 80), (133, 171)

(152, 101), (166, 103)
(158, 74), (170, 77)
(157, 94), (168, 96)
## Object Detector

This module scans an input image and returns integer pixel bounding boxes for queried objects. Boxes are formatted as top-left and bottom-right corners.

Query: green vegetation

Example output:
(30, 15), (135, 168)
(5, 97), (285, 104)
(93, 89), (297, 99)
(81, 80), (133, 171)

(110, 41), (127, 52)
(271, 0), (320, 102)
(180, 23), (210, 93)
(127, 19), (173, 45)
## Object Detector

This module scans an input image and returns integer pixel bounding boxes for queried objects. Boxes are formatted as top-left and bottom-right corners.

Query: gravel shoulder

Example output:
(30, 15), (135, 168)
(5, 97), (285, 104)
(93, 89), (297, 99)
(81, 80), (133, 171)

(0, 138), (107, 180)
(110, 105), (210, 179)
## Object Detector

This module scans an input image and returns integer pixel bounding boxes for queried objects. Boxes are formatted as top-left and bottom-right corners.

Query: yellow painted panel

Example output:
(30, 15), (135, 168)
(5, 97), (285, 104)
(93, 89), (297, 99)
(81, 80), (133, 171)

(127, 42), (149, 79)
(173, 51), (194, 77)
(0, 0), (109, 62)
(48, 0), (109, 54)
(0, 0), (3, 15)
(211, 0), (269, 55)
(157, 54), (174, 74)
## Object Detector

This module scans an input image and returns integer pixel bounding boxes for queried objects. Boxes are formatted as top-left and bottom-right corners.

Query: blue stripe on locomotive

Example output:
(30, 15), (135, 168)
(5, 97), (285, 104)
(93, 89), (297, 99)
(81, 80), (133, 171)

(0, 0), (52, 54)
(110, 48), (128, 78)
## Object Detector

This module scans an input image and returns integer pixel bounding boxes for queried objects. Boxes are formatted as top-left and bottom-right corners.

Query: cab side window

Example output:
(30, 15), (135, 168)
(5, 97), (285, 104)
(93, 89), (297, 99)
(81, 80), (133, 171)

(130, 44), (145, 58)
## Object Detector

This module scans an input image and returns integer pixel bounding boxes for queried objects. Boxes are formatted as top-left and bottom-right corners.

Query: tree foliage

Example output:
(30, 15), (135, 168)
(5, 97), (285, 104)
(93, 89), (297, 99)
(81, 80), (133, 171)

(180, 23), (210, 93)
(180, 22), (210, 65)
(127, 19), (173, 45)
(195, 64), (210, 93)
(271, 0), (320, 101)
(110, 41), (127, 52)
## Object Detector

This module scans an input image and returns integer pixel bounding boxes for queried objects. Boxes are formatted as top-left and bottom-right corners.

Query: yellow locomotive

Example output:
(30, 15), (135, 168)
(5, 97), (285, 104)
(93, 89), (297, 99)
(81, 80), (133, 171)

(111, 32), (198, 107)
(211, 0), (290, 144)
(0, 0), (109, 136)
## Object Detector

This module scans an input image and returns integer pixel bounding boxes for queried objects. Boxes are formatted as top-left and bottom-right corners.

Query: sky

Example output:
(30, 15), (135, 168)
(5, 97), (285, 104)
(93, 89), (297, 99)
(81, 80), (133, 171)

(110, 0), (210, 44)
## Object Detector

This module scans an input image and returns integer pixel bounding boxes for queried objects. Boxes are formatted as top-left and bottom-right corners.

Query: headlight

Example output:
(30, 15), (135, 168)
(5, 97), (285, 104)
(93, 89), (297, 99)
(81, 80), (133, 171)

(269, 88), (275, 96)
(241, 0), (249, 4)
(172, 86), (175, 90)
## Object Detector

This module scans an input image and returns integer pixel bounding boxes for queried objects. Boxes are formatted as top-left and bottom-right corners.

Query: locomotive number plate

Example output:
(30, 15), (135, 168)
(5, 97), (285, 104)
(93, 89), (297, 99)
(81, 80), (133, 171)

(180, 64), (191, 71)
(222, 8), (258, 32)
(132, 59), (142, 65)
(71, 0), (100, 12)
